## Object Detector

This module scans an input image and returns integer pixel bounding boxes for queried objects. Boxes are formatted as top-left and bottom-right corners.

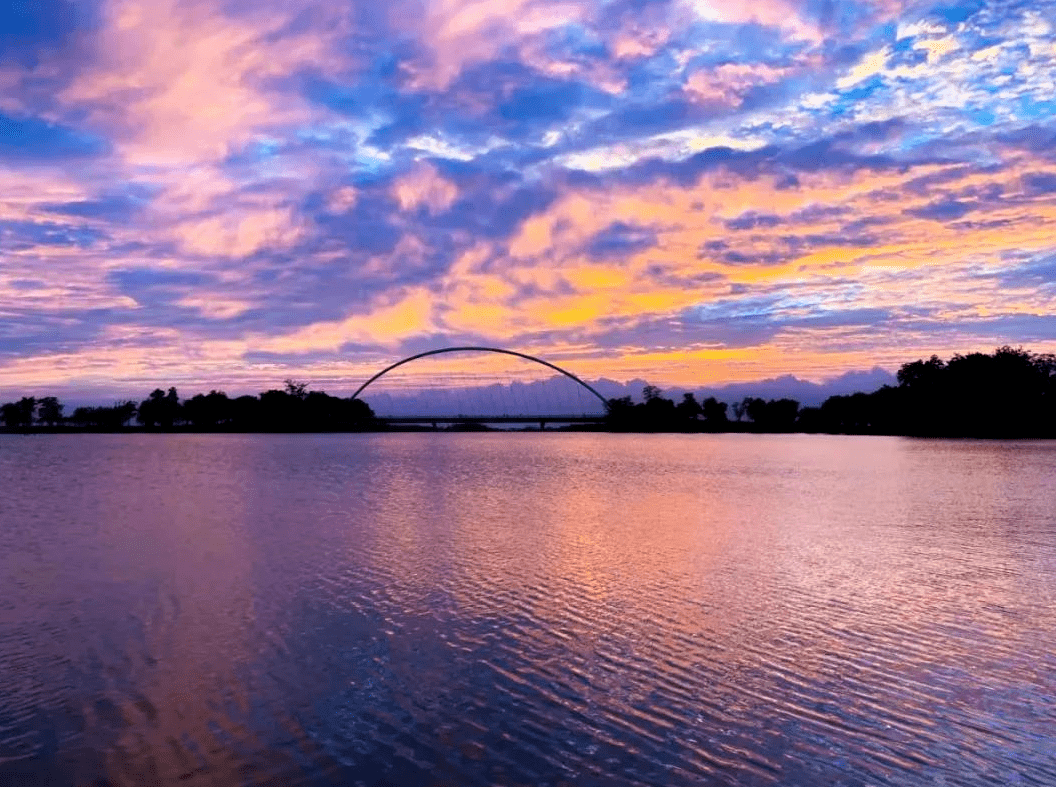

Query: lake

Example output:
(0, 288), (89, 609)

(2, 433), (1055, 786)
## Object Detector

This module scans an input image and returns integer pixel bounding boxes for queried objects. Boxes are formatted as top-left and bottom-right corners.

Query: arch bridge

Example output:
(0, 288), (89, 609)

(351, 346), (610, 429)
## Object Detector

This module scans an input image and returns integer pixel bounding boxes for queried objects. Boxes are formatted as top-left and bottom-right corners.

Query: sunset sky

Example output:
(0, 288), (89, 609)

(2, 0), (1056, 399)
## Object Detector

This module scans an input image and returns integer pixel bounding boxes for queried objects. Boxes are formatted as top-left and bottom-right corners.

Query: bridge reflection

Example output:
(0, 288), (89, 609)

(379, 414), (606, 430)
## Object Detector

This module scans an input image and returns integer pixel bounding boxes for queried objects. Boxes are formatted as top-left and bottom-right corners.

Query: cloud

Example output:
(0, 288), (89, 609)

(992, 253), (1056, 290)
(397, 0), (590, 91)
(1022, 172), (1056, 195)
(41, 191), (149, 221)
(2, 0), (1056, 396)
(905, 197), (973, 221)
(585, 221), (658, 259)
(59, 0), (348, 164)
(392, 162), (459, 215)
(1, 218), (107, 249)
(256, 287), (438, 353)
(684, 62), (796, 107)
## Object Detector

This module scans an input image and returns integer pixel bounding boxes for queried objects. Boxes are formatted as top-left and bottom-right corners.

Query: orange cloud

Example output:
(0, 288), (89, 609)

(414, 150), (1056, 370)
(256, 288), (438, 353)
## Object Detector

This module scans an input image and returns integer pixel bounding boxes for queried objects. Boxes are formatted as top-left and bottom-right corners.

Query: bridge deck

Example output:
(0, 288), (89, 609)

(379, 415), (606, 424)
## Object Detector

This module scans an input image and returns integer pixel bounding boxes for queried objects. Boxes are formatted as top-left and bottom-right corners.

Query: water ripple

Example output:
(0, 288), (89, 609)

(2, 434), (1056, 785)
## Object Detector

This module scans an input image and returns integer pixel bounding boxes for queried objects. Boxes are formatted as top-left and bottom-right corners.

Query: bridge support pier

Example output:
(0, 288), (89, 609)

(540, 420), (546, 430)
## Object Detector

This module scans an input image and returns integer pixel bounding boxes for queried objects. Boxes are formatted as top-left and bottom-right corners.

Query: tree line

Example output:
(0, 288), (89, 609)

(604, 346), (1056, 437)
(2, 347), (1054, 437)
(0, 380), (376, 432)
(605, 385), (802, 432)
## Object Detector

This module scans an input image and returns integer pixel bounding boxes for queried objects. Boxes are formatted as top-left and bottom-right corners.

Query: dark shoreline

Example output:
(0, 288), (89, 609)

(3, 425), (1054, 438)
(4, 347), (1054, 439)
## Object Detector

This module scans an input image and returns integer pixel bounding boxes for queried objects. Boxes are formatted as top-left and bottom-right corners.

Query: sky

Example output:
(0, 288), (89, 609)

(2, 0), (1056, 400)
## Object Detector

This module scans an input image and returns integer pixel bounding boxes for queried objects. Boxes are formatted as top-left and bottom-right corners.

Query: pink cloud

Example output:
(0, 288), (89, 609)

(398, 0), (590, 90)
(393, 162), (459, 215)
(683, 63), (794, 107)
(61, 0), (349, 165)
(174, 205), (302, 258)
(681, 0), (825, 42)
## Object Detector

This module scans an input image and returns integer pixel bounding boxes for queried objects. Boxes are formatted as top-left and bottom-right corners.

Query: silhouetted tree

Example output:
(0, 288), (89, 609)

(739, 397), (799, 431)
(113, 401), (138, 428)
(641, 387), (677, 429)
(230, 395), (262, 429)
(819, 392), (869, 433)
(701, 396), (728, 426)
(896, 354), (946, 388)
(0, 397), (36, 429)
(896, 354), (949, 435)
(9, 346), (1053, 436)
(341, 396), (376, 430)
(259, 388), (306, 430)
(138, 387), (181, 429)
(137, 389), (162, 427)
(183, 390), (232, 429)
(604, 390), (684, 431)
(605, 396), (636, 429)
(70, 402), (137, 429)
(1, 402), (18, 428)
(764, 398), (800, 431)
(743, 397), (767, 424)
(800, 346), (1056, 437)
(676, 392), (702, 421)
(302, 392), (376, 430)
(37, 396), (63, 426)
(796, 406), (823, 432)
(732, 400), (746, 422)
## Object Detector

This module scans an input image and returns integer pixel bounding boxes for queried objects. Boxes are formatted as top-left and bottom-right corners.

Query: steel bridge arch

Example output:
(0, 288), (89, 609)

(351, 346), (609, 411)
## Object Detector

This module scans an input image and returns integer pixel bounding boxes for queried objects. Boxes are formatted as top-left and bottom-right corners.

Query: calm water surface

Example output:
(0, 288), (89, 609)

(2, 434), (1055, 786)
